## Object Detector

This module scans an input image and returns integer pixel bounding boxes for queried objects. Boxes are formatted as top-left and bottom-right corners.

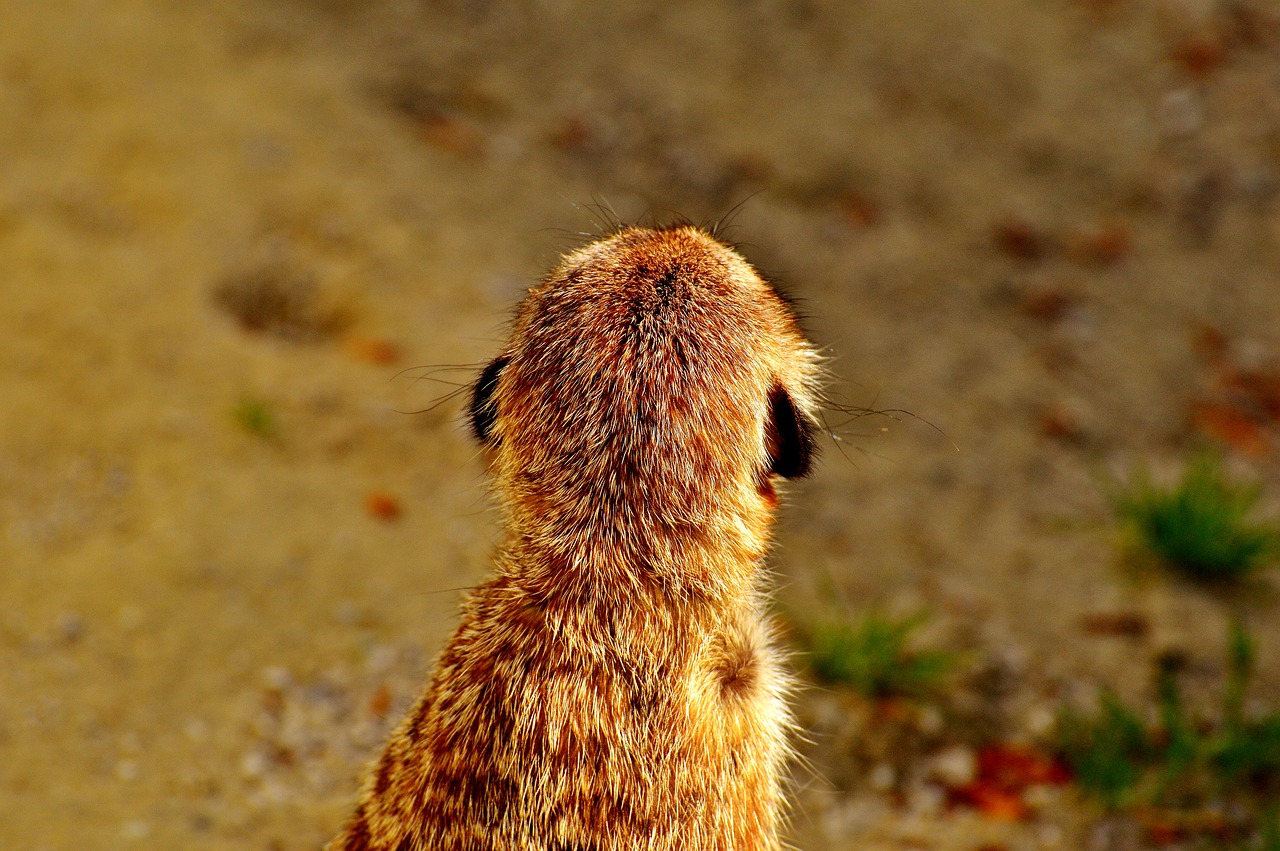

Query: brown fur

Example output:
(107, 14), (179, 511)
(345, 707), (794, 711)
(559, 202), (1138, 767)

(331, 225), (822, 851)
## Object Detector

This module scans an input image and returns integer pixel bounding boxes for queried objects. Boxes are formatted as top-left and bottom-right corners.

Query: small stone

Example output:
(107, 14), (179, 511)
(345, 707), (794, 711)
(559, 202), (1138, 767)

(364, 644), (398, 675)
(905, 781), (947, 817)
(1241, 168), (1280, 203)
(868, 762), (896, 792)
(916, 703), (945, 736)
(1024, 783), (1059, 808)
(994, 642), (1030, 676)
(1023, 703), (1059, 737)
(803, 693), (848, 734)
(1038, 823), (1064, 848)
(332, 601), (361, 627)
(55, 612), (86, 644)
(241, 750), (269, 779)
(183, 717), (209, 742)
(260, 666), (292, 691)
(1159, 88), (1202, 137)
(120, 821), (150, 840)
(929, 745), (977, 787)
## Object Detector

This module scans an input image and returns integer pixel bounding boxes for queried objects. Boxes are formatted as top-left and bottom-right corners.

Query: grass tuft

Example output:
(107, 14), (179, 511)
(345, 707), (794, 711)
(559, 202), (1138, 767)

(1111, 454), (1279, 581)
(1057, 689), (1151, 809)
(805, 611), (956, 699)
(1056, 621), (1280, 842)
(233, 395), (280, 440)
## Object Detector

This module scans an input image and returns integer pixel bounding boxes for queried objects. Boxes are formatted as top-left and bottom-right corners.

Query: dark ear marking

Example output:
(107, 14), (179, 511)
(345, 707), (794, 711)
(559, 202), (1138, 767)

(469, 355), (508, 444)
(765, 383), (816, 479)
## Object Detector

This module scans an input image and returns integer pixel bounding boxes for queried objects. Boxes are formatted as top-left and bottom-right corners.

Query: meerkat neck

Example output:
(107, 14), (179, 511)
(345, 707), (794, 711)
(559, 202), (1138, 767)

(497, 523), (764, 611)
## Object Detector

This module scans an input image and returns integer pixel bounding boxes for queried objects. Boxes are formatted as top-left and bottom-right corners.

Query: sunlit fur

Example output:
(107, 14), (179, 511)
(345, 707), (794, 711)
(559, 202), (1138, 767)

(332, 226), (822, 851)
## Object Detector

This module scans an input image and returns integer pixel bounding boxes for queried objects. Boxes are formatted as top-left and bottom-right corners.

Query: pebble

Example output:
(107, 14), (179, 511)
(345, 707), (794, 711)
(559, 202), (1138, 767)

(1038, 823), (1064, 848)
(1240, 167), (1279, 203)
(1024, 784), (1059, 809)
(804, 692), (850, 733)
(183, 717), (209, 742)
(240, 750), (269, 779)
(868, 762), (896, 792)
(1023, 702), (1058, 737)
(55, 612), (86, 644)
(260, 666), (293, 691)
(916, 703), (945, 736)
(332, 601), (361, 627)
(905, 780), (947, 817)
(364, 644), (398, 676)
(928, 744), (977, 787)
(1159, 88), (1203, 137)
(119, 820), (150, 840)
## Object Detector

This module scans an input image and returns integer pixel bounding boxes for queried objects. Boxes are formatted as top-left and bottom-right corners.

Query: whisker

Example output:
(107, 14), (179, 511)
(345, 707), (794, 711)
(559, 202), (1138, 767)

(392, 362), (486, 381)
(408, 584), (478, 598)
(395, 384), (472, 416)
(816, 384), (956, 452)
(706, 191), (763, 241)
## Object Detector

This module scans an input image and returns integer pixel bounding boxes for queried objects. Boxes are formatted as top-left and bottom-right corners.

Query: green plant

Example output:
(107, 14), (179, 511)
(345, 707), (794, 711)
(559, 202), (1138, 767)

(233, 394), (279, 440)
(1112, 454), (1279, 581)
(805, 611), (955, 699)
(1056, 621), (1280, 841)
(1057, 689), (1152, 809)
(1215, 626), (1280, 789)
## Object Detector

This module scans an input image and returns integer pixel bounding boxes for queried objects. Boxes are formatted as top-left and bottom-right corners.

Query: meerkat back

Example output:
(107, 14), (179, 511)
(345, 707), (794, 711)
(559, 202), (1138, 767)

(332, 225), (821, 851)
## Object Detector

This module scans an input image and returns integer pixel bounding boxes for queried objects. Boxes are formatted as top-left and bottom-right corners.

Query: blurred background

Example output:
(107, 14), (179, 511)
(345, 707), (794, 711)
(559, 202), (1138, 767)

(3, 1), (1280, 848)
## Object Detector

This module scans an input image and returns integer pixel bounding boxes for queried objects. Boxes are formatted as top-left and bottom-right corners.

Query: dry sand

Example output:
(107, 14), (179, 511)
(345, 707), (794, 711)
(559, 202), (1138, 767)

(2, 1), (1279, 848)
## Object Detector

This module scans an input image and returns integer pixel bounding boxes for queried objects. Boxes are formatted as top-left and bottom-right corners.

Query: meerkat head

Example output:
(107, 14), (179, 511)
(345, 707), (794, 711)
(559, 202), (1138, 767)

(468, 226), (821, 595)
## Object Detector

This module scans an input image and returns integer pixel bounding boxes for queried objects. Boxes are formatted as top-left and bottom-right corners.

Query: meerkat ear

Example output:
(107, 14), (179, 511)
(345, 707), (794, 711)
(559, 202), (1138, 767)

(766, 383), (816, 479)
(469, 355), (508, 445)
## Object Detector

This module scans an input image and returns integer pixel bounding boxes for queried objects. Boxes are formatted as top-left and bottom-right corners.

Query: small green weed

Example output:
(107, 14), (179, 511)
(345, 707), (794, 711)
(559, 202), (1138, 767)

(1056, 621), (1280, 841)
(805, 611), (956, 699)
(233, 394), (279, 440)
(1215, 625), (1280, 791)
(1111, 454), (1279, 581)
(1057, 689), (1152, 809)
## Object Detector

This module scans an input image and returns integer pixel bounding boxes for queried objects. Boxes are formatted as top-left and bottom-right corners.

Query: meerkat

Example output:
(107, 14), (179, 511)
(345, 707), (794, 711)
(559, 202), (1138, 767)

(332, 224), (822, 851)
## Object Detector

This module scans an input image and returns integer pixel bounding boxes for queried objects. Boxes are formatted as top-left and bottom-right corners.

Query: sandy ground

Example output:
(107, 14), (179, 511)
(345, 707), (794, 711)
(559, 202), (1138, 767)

(3, 1), (1280, 848)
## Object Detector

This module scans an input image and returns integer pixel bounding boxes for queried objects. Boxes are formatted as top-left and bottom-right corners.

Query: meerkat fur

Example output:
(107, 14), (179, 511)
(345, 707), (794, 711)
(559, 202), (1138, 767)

(332, 225), (823, 851)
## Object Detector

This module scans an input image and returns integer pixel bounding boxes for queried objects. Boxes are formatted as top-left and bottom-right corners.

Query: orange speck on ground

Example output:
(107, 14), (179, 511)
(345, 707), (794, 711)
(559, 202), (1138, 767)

(365, 492), (403, 521)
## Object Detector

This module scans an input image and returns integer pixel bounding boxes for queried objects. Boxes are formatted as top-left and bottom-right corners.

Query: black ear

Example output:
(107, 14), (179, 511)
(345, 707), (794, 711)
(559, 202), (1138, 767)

(766, 384), (816, 479)
(469, 356), (508, 444)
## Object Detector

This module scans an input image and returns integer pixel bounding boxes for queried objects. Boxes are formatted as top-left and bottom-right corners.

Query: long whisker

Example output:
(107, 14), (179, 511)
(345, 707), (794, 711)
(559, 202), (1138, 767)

(392, 362), (486, 381)
(395, 384), (472, 416)
(408, 584), (479, 598)
(706, 191), (763, 241)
